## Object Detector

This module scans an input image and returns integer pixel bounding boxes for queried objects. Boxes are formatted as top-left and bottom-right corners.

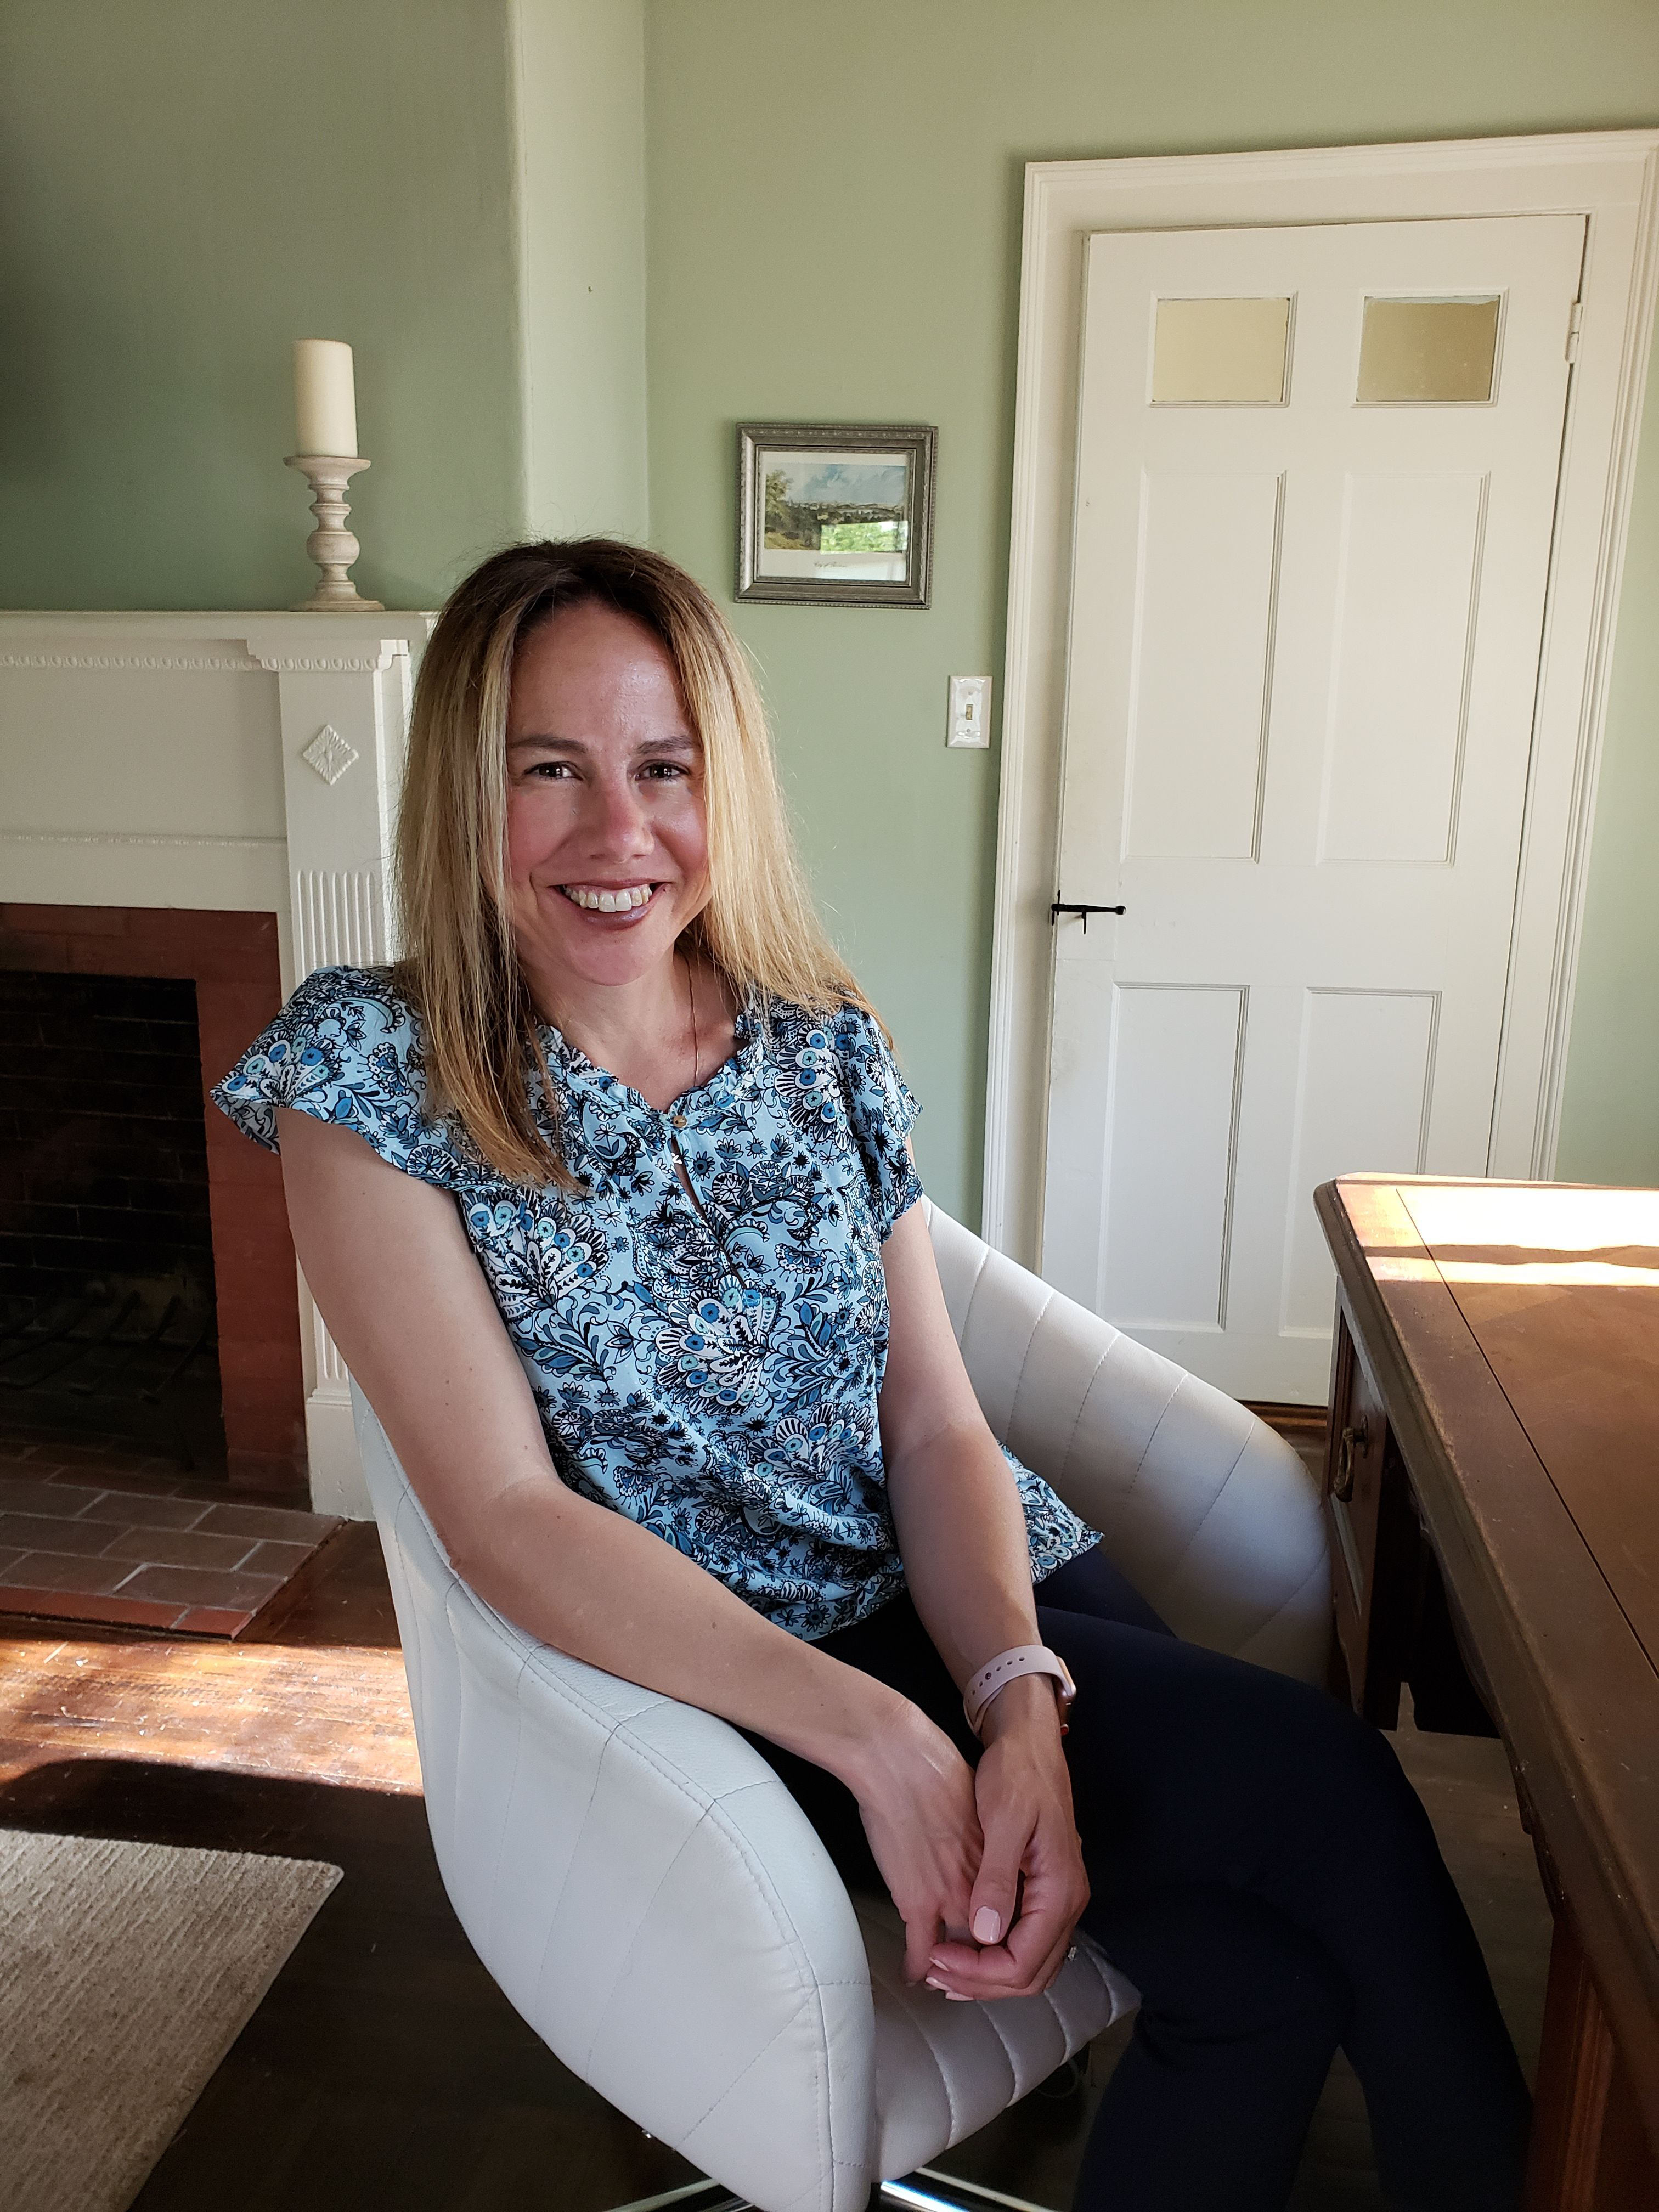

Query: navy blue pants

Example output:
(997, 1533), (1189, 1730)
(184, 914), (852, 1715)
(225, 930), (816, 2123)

(753, 1548), (1529, 2211)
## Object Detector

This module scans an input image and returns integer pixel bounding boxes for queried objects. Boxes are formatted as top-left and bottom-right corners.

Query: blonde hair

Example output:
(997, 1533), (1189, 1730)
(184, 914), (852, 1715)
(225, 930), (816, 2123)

(393, 538), (870, 1188)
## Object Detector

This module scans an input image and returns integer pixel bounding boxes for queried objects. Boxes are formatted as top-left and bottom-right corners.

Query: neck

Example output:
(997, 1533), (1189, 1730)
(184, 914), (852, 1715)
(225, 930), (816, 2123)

(532, 946), (681, 1060)
(523, 940), (718, 1111)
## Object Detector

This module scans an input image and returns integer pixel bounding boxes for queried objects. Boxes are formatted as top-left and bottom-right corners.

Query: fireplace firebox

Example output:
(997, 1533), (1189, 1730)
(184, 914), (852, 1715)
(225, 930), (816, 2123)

(0, 905), (307, 1494)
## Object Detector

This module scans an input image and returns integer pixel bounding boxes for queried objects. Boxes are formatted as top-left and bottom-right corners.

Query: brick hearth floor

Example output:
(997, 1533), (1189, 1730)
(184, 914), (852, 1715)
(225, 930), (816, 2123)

(0, 1432), (342, 1637)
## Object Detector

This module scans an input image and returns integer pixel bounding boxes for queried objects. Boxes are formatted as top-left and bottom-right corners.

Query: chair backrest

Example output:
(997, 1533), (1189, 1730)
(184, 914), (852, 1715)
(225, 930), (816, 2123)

(923, 1201), (1329, 1682)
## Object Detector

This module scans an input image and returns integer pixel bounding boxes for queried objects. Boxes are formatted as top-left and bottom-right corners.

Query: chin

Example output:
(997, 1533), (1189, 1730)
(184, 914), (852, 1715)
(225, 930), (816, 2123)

(523, 889), (686, 988)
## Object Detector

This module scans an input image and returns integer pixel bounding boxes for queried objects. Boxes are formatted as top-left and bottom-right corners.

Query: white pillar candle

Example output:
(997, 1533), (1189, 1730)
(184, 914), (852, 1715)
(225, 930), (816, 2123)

(292, 338), (359, 458)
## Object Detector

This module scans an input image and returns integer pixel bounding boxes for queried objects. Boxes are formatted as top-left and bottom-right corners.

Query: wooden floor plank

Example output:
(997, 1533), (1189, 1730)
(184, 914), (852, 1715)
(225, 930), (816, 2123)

(0, 1632), (419, 1793)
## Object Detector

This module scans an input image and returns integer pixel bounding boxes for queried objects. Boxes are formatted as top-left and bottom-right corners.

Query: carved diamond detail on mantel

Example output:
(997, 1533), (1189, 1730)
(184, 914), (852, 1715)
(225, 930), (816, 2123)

(301, 724), (360, 787)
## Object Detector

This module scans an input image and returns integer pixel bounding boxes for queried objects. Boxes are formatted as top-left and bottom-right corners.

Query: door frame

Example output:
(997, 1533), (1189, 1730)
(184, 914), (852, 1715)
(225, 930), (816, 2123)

(984, 131), (1659, 1267)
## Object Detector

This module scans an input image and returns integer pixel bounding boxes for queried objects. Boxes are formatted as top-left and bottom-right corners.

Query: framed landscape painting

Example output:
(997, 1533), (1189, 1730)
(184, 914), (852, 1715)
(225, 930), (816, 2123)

(736, 422), (936, 607)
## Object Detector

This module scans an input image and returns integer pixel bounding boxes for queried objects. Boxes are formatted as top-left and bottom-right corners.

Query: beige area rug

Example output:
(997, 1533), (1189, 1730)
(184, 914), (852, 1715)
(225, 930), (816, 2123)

(0, 1827), (341, 2212)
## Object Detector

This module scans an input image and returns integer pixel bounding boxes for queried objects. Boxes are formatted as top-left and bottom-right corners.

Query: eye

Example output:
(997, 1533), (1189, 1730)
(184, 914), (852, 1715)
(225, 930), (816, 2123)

(523, 759), (577, 780)
(641, 760), (691, 781)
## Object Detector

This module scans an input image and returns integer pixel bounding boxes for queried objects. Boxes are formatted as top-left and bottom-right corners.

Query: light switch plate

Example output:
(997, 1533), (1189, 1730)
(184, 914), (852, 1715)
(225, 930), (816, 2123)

(947, 674), (992, 748)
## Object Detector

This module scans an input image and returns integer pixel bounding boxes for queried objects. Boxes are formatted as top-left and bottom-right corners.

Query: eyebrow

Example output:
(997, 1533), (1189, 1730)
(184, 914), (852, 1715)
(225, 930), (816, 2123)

(505, 731), (699, 757)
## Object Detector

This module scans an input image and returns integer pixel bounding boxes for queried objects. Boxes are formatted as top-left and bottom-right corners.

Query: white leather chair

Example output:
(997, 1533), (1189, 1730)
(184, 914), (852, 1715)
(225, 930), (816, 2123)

(351, 1200), (1329, 2212)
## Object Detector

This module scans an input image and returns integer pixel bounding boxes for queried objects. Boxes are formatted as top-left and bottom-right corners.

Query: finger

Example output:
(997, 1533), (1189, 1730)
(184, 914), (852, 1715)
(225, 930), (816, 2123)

(928, 1933), (1073, 2004)
(930, 1895), (1085, 2001)
(927, 1934), (998, 1996)
(998, 1878), (1087, 1987)
(967, 1806), (1031, 1950)
(902, 1904), (944, 1987)
(1007, 1920), (1080, 2000)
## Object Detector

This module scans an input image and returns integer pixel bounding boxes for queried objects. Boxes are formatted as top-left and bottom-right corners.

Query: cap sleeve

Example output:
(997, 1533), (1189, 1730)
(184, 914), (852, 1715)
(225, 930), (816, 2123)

(211, 965), (459, 1190)
(832, 1005), (923, 1240)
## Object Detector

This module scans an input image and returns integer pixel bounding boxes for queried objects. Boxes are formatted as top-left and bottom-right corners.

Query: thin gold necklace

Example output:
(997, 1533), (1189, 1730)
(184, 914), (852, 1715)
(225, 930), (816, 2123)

(684, 949), (701, 1094)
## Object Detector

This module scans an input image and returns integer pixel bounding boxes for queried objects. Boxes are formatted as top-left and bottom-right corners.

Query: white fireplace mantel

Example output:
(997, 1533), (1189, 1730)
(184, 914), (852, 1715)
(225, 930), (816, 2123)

(0, 609), (437, 1513)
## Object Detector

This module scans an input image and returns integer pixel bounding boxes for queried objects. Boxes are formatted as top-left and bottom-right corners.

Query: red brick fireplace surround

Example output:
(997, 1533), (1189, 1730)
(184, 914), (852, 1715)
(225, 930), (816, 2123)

(1, 904), (306, 1493)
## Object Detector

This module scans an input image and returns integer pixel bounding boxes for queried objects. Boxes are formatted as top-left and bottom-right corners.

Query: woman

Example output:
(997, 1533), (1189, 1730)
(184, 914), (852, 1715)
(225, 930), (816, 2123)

(216, 539), (1527, 2211)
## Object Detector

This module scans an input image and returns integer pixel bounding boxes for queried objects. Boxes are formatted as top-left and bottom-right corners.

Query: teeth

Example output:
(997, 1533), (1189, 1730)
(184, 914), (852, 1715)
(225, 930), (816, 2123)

(562, 884), (654, 913)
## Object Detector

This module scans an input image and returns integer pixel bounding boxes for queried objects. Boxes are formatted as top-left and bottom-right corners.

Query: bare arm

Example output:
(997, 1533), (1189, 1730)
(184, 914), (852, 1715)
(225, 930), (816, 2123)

(878, 1198), (1091, 1997)
(877, 1200), (1046, 1688)
(276, 1107), (906, 1785)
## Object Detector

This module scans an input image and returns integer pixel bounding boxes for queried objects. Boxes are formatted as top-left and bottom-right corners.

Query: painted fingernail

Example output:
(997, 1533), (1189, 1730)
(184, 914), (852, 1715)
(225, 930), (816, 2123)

(924, 1976), (947, 1991)
(972, 1908), (1002, 1944)
(945, 1991), (972, 2002)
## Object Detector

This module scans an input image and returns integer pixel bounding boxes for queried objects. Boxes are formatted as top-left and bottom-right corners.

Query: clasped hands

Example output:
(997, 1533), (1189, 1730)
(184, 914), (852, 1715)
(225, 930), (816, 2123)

(854, 1673), (1090, 2002)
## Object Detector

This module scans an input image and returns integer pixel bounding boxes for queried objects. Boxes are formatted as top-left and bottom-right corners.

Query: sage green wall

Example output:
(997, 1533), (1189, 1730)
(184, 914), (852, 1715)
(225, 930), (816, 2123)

(645, 0), (1659, 1221)
(3, 1), (1654, 1209)
(1555, 341), (1659, 1184)
(0, 0), (528, 612)
(514, 0), (650, 541)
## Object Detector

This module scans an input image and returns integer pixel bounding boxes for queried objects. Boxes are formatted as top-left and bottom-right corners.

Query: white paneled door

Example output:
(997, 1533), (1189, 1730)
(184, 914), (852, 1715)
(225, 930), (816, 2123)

(1042, 216), (1585, 1400)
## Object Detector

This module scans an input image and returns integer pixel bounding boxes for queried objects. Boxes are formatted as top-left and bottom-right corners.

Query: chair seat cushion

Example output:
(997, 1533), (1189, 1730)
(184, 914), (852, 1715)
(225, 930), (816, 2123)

(854, 1894), (1139, 2179)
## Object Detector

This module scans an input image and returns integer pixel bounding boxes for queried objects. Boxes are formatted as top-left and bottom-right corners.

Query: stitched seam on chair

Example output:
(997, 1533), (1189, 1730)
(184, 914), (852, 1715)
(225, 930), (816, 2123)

(956, 1240), (993, 1341)
(1236, 1559), (1329, 1656)
(805, 1967), (834, 2210)
(1166, 1426), (1253, 1571)
(864, 1949), (959, 2142)
(532, 1739), (855, 2101)
(678, 1989), (819, 2137)
(457, 1595), (674, 1762)
(1115, 1369), (1185, 1509)
(572, 1762), (861, 2056)
(526, 1717), (614, 2016)
(476, 1633), (533, 1951)
(978, 1996), (1025, 2091)
(385, 1492), (425, 1744)
(1001, 1287), (1052, 1446)
(514, 1638), (704, 1750)
(788, 2159), (877, 2212)
(394, 1506), (444, 1836)
(753, 2137), (872, 2212)
(1056, 1338), (1114, 1490)
(582, 1808), (713, 2072)
(430, 1541), (656, 1968)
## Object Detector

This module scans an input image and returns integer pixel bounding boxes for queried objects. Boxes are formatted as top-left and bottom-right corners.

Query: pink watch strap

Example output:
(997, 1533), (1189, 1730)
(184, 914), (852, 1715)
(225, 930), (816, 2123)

(963, 1644), (1077, 1739)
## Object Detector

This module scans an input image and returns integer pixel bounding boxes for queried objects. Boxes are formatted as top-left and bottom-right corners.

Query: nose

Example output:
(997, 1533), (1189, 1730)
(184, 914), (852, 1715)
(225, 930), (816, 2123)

(584, 766), (654, 860)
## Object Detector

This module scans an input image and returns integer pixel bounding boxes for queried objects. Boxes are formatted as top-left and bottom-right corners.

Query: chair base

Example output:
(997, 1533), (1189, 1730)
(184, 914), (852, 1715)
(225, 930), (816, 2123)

(882, 2167), (1060, 2212)
(604, 2167), (1060, 2212)
(605, 2182), (746, 2212)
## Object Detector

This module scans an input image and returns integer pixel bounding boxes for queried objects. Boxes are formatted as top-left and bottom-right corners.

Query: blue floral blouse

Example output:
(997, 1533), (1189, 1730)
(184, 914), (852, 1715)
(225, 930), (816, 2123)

(213, 966), (1094, 1639)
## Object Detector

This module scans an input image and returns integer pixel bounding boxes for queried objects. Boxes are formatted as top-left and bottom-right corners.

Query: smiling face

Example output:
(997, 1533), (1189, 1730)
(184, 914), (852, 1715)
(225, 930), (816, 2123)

(503, 598), (709, 1002)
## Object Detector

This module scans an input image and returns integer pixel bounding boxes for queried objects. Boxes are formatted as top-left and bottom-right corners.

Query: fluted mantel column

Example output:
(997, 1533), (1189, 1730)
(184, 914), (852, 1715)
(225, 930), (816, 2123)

(244, 612), (436, 1513)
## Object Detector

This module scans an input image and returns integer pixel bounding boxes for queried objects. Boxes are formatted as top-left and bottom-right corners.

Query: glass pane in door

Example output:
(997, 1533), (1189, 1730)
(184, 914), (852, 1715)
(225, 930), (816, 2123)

(1357, 296), (1502, 403)
(1152, 297), (1291, 404)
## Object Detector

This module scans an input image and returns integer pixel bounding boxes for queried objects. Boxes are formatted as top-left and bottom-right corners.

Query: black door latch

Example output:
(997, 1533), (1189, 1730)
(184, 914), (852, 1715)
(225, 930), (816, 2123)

(1050, 901), (1127, 932)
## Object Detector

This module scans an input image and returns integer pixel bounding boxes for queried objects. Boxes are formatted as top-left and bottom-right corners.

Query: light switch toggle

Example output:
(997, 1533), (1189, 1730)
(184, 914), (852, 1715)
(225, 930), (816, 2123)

(947, 675), (992, 748)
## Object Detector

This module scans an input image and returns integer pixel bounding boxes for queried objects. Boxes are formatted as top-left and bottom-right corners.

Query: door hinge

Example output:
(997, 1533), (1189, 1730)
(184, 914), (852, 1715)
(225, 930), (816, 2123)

(1566, 299), (1584, 364)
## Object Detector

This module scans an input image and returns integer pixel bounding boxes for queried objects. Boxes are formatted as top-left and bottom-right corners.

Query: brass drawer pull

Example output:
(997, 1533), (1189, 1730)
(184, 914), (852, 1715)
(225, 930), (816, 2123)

(1332, 1419), (1369, 1503)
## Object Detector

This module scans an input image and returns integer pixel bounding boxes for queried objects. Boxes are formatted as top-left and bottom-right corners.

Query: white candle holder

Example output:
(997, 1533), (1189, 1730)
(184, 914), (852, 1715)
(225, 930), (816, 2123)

(284, 455), (384, 611)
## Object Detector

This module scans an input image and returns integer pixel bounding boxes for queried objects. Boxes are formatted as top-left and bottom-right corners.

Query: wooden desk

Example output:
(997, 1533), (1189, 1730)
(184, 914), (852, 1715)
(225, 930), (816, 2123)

(1316, 1178), (1659, 2212)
